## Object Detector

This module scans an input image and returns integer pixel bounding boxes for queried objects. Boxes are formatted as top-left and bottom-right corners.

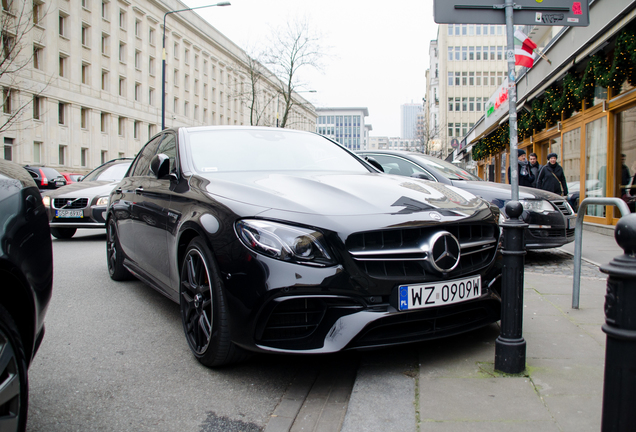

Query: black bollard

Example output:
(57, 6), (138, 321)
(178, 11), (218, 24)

(600, 213), (636, 432)
(495, 200), (527, 374)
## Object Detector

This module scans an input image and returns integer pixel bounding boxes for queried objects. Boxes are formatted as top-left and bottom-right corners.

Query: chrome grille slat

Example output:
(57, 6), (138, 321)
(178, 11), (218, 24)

(552, 200), (572, 215)
(53, 198), (89, 209)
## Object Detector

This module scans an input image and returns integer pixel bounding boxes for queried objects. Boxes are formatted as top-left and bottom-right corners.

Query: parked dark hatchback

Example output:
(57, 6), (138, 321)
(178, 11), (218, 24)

(107, 127), (503, 367)
(43, 158), (133, 239)
(23, 165), (67, 190)
(357, 151), (576, 249)
(0, 160), (53, 430)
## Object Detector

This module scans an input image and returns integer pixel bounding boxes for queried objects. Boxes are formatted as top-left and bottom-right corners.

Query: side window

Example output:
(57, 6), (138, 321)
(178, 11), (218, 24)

(156, 133), (177, 173)
(371, 155), (428, 177)
(131, 135), (162, 177)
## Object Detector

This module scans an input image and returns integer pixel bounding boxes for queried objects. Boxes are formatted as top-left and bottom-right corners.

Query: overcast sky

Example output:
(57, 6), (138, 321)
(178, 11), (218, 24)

(193, 0), (439, 137)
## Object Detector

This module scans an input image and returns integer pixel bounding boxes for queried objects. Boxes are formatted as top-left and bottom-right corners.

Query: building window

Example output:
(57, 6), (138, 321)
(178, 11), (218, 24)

(476, 25), (481, 36)
(119, 9), (126, 30)
(194, 54), (198, 70)
(3, 138), (12, 161)
(118, 116), (125, 136)
(194, 104), (198, 120)
(59, 14), (67, 37)
(101, 0), (108, 19)
(81, 148), (88, 166)
(184, 74), (189, 92)
(118, 77), (125, 96)
(134, 50), (141, 69)
(133, 120), (140, 139)
(173, 42), (179, 59)
(203, 83), (207, 99)
(497, 72), (504, 86)
(33, 95), (41, 119)
(469, 25), (474, 36)
(149, 56), (155, 76)
(469, 97), (475, 111)
(33, 2), (43, 24)
(101, 70), (108, 91)
(469, 46), (474, 60)
(454, 47), (460, 61)
(462, 47), (467, 61)
(58, 55), (67, 77)
(58, 145), (66, 165)
(462, 72), (467, 86)
(455, 97), (460, 111)
(184, 48), (189, 64)
(203, 59), (207, 75)
(101, 34), (109, 56)
(448, 124), (453, 137)
(148, 123), (155, 138)
(33, 46), (42, 69)
(462, 98), (467, 111)
(118, 42), (126, 62)
(497, 46), (503, 61)
(58, 102), (66, 125)
(135, 19), (141, 37)
(490, 72), (496, 86)
(194, 79), (199, 95)
(173, 69), (178, 86)
(101, 150), (107, 164)
(80, 107), (88, 128)
(82, 63), (89, 84)
(34, 142), (42, 163)
(448, 98), (453, 111)
(476, 97), (482, 111)
(184, 101), (188, 116)
(455, 72), (460, 86)
(490, 46), (496, 60)
(173, 97), (178, 114)
(2, 87), (11, 113)
(448, 24), (453, 36)
(469, 72), (474, 86)
(476, 47), (481, 61)
(448, 47), (453, 61)
(462, 24), (467, 35)
(148, 87), (154, 105)
(134, 82), (141, 101)
(148, 27), (155, 45)
(100, 112), (108, 132)
(82, 24), (90, 46)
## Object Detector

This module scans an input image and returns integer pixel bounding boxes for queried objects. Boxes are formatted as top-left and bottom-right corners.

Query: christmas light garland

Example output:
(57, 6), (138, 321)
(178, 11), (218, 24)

(473, 28), (636, 161)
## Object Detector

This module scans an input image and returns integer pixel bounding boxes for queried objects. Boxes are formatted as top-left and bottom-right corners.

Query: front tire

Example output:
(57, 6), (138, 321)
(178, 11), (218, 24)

(106, 218), (132, 281)
(180, 237), (247, 367)
(50, 227), (76, 239)
(0, 304), (29, 432)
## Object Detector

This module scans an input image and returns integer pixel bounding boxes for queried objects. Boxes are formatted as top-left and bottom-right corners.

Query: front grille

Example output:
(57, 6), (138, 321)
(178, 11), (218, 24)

(346, 224), (499, 280)
(552, 200), (572, 215)
(53, 198), (89, 209)
(528, 228), (566, 238)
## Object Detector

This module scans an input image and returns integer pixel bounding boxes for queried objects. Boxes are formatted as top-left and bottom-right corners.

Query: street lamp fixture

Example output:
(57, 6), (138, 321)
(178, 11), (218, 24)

(162, 2), (231, 130)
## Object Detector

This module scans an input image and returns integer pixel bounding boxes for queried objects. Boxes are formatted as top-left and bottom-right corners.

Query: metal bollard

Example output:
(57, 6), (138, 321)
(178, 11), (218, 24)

(600, 213), (636, 431)
(495, 201), (527, 374)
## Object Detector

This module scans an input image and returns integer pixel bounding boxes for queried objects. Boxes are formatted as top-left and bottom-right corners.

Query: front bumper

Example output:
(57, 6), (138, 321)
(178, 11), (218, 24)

(47, 205), (108, 228)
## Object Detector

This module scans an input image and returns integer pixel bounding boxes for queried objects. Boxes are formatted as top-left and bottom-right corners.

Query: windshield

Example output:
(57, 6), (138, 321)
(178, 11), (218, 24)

(83, 161), (131, 181)
(186, 129), (369, 174)
(410, 154), (481, 181)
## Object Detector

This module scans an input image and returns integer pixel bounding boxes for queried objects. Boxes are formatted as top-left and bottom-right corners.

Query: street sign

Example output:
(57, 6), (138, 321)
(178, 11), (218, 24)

(434, 0), (589, 26)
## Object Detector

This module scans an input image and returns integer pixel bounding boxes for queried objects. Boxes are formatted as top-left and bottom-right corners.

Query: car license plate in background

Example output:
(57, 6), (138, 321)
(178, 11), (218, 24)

(56, 209), (83, 218)
(398, 275), (481, 311)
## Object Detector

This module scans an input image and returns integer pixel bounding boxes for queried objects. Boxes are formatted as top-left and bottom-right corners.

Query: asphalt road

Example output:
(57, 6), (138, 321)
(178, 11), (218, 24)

(27, 229), (356, 432)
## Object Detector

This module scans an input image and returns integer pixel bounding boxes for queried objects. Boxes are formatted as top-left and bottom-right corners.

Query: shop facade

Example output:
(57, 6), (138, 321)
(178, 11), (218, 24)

(469, 0), (636, 227)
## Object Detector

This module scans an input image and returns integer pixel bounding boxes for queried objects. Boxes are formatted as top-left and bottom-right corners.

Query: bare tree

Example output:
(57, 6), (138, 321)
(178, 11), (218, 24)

(415, 110), (445, 156)
(0, 0), (50, 133)
(233, 53), (278, 127)
(261, 18), (324, 128)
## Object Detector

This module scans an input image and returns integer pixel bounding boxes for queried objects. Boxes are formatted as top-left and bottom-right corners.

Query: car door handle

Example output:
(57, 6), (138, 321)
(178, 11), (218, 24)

(135, 187), (144, 193)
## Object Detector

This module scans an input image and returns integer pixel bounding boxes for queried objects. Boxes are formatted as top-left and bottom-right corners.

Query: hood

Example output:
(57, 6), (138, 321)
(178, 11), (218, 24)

(451, 180), (565, 208)
(46, 180), (120, 199)
(198, 171), (491, 220)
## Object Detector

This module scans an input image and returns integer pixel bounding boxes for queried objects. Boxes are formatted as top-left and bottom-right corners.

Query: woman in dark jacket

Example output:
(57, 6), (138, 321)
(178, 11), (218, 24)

(536, 152), (568, 196)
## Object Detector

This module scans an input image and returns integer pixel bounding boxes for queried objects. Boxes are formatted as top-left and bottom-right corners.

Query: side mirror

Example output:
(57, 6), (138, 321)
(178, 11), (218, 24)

(77, 176), (84, 182)
(411, 172), (434, 181)
(150, 154), (171, 179)
(365, 157), (384, 173)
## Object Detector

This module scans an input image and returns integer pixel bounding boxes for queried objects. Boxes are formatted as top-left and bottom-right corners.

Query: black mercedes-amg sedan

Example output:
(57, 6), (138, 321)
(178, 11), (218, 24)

(106, 127), (503, 367)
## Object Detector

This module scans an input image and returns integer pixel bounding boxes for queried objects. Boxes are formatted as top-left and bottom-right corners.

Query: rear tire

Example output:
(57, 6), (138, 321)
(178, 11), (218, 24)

(106, 218), (132, 281)
(180, 237), (249, 367)
(50, 227), (76, 239)
(0, 304), (29, 432)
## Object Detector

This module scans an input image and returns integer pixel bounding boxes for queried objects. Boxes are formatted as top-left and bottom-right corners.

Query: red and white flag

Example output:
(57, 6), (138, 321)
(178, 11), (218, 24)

(514, 30), (537, 68)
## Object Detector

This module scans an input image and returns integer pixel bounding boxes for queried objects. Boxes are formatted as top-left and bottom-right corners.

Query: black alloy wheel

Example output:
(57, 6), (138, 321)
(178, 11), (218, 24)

(50, 227), (77, 239)
(106, 218), (131, 281)
(180, 237), (247, 367)
(0, 305), (28, 432)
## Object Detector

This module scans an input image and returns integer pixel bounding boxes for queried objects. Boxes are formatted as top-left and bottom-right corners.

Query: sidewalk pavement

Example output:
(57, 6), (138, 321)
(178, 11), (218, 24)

(342, 225), (624, 432)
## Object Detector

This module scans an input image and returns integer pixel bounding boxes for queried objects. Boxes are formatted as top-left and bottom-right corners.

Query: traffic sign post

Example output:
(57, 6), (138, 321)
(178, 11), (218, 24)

(433, 0), (589, 375)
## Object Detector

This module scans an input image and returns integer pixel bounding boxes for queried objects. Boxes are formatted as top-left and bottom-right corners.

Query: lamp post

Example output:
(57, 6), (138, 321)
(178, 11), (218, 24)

(162, 1), (230, 130)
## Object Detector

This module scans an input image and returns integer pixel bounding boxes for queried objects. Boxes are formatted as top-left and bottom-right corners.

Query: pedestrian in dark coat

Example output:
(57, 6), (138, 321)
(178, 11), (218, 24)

(536, 153), (568, 196)
(508, 149), (535, 187)
(528, 152), (542, 188)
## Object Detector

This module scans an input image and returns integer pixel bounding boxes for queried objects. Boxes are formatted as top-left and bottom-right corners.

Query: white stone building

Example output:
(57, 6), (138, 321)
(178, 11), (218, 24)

(0, 0), (316, 172)
(315, 107), (369, 151)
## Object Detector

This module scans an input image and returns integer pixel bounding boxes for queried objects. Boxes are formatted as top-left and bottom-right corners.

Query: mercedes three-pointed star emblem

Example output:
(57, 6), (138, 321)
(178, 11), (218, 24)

(428, 231), (461, 273)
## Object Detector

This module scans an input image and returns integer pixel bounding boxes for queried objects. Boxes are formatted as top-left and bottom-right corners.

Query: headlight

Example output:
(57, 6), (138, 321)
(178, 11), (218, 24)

(498, 211), (505, 225)
(42, 196), (50, 207)
(235, 219), (334, 266)
(519, 199), (553, 213)
(96, 196), (109, 206)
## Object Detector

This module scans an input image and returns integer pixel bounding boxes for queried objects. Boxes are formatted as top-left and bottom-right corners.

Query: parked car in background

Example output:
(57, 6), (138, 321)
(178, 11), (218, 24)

(43, 158), (133, 239)
(23, 165), (67, 190)
(0, 159), (53, 431)
(357, 150), (576, 249)
(107, 126), (503, 367)
(61, 172), (83, 184)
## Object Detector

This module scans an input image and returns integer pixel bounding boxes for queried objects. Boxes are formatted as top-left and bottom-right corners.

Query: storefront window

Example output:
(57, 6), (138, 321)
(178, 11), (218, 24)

(585, 116), (608, 216)
(563, 128), (581, 198)
(617, 106), (636, 213)
(593, 85), (607, 107)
